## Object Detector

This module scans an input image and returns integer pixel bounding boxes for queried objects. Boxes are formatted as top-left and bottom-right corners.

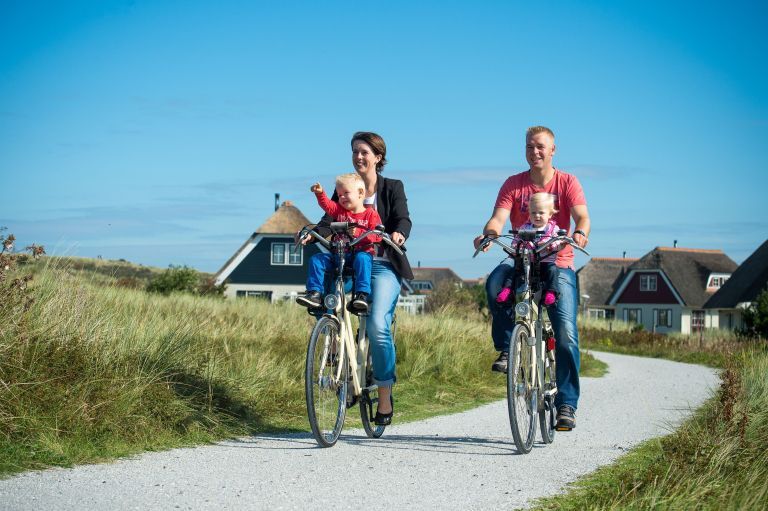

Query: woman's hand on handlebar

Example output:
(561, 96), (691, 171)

(391, 231), (405, 247)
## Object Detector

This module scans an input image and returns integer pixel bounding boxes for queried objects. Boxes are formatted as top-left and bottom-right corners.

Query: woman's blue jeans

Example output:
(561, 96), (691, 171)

(365, 261), (400, 388)
(486, 260), (580, 409)
(328, 260), (400, 388)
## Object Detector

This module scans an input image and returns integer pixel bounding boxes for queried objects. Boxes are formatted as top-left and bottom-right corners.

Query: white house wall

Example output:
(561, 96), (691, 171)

(615, 304), (686, 334)
(225, 283), (305, 302)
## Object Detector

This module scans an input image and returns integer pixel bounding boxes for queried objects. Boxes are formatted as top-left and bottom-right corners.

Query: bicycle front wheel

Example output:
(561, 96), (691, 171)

(306, 316), (349, 447)
(539, 350), (557, 444)
(507, 324), (537, 454)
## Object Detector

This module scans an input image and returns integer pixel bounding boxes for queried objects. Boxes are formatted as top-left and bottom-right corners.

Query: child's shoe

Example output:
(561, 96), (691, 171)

(296, 290), (323, 309)
(496, 287), (512, 303)
(350, 292), (370, 314)
(543, 290), (557, 307)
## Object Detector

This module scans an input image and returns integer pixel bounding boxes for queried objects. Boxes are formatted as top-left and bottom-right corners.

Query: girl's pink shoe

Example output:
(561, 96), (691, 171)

(543, 290), (557, 306)
(496, 287), (512, 303)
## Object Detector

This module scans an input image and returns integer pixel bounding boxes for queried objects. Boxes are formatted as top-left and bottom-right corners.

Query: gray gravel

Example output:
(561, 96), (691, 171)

(0, 351), (719, 510)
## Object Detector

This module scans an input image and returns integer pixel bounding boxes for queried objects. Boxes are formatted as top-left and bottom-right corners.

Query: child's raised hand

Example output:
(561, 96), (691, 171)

(310, 182), (323, 194)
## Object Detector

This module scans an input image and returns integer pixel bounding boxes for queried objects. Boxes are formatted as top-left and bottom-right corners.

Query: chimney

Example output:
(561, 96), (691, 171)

(622, 251), (626, 259)
(673, 239), (678, 248)
(418, 260), (421, 268)
(274, 193), (280, 211)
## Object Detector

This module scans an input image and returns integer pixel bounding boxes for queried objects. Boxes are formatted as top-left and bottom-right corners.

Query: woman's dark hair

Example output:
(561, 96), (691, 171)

(351, 131), (387, 172)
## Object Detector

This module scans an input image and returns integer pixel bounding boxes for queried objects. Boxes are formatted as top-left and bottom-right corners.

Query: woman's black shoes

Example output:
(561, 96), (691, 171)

(374, 394), (394, 425)
(374, 410), (393, 426)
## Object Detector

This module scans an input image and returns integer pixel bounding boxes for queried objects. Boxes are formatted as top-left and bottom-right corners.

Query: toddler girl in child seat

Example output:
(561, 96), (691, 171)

(496, 192), (563, 307)
(296, 173), (382, 314)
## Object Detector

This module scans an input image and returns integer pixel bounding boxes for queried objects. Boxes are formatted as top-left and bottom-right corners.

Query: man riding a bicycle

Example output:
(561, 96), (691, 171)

(474, 126), (590, 431)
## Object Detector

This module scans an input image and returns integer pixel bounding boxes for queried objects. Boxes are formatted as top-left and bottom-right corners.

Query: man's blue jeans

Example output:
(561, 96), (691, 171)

(486, 259), (580, 409)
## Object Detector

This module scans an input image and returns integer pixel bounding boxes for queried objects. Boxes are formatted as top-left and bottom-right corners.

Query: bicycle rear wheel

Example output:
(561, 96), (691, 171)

(539, 350), (557, 444)
(306, 316), (348, 447)
(507, 324), (537, 454)
(360, 352), (386, 438)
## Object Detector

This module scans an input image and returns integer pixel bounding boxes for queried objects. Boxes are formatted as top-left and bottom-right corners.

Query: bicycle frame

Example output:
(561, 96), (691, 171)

(304, 222), (404, 398)
(474, 230), (588, 449)
(513, 243), (554, 415)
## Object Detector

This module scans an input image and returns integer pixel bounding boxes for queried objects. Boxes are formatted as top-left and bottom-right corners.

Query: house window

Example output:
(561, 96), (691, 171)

(707, 275), (729, 289)
(236, 290), (272, 300)
(411, 281), (433, 291)
(624, 308), (642, 324)
(639, 274), (657, 292)
(271, 243), (302, 266)
(691, 310), (705, 332)
(588, 308), (606, 319)
(654, 308), (672, 328)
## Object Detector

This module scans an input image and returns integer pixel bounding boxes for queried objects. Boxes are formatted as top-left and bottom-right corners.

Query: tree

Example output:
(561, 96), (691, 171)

(742, 286), (768, 339)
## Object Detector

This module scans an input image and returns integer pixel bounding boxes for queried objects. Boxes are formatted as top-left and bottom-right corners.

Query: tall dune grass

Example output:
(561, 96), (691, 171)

(533, 347), (768, 510)
(0, 261), (501, 474)
(1, 258), (607, 475)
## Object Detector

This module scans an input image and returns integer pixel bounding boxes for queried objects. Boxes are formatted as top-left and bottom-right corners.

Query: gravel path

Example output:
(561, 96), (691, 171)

(0, 351), (719, 510)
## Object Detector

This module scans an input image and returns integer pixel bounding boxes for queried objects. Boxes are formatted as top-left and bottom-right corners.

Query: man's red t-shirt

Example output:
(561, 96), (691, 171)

(494, 169), (586, 269)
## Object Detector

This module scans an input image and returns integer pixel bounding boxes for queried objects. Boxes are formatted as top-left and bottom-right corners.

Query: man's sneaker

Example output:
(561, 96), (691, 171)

(296, 290), (322, 309)
(491, 351), (509, 373)
(556, 405), (576, 431)
(350, 292), (369, 313)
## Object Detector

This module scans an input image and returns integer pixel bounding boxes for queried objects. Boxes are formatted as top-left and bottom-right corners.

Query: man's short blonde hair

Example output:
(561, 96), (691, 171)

(335, 172), (365, 192)
(529, 192), (558, 213)
(526, 126), (555, 141)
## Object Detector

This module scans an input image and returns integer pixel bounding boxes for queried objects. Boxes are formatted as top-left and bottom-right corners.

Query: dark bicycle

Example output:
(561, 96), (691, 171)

(474, 229), (589, 453)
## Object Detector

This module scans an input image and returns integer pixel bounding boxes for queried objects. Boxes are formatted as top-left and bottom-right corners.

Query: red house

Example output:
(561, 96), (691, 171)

(607, 247), (737, 334)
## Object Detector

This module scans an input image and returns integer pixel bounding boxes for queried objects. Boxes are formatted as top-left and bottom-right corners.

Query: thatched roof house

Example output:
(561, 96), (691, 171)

(213, 201), (323, 301)
(607, 246), (737, 333)
(576, 257), (638, 319)
(705, 239), (768, 309)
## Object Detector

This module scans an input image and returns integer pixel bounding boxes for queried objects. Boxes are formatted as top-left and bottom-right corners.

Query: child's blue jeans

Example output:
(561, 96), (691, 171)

(306, 252), (372, 294)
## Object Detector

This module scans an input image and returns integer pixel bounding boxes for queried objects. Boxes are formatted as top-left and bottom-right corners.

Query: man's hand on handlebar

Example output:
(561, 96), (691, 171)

(573, 232), (588, 249)
(473, 234), (493, 252)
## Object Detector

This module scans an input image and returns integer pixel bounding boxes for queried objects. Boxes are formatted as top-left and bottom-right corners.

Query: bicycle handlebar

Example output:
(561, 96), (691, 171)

(473, 232), (590, 258)
(296, 223), (405, 256)
(350, 227), (405, 256)
(297, 225), (332, 250)
(535, 235), (590, 256)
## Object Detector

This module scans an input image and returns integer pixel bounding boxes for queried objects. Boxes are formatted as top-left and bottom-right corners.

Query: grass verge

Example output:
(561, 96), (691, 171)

(1, 259), (603, 476)
(531, 346), (767, 510)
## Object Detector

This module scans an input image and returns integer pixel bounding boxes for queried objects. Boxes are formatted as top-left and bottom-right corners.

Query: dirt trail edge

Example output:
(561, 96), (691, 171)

(0, 351), (718, 510)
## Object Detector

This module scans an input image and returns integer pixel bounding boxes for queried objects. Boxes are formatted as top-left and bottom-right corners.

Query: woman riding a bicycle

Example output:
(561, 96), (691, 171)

(301, 131), (413, 426)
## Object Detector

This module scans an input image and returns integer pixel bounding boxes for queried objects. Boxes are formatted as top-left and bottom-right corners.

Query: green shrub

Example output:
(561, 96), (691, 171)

(742, 286), (768, 338)
(146, 265), (200, 295)
(425, 283), (486, 316)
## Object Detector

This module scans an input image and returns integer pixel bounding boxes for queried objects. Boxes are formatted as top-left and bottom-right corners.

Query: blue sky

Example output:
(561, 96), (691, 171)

(1, 0), (766, 278)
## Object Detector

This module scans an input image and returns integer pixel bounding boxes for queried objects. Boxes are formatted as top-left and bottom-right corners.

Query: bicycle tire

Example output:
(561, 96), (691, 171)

(507, 323), (537, 454)
(306, 316), (349, 447)
(539, 351), (557, 444)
